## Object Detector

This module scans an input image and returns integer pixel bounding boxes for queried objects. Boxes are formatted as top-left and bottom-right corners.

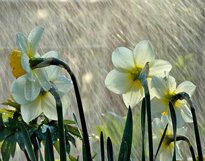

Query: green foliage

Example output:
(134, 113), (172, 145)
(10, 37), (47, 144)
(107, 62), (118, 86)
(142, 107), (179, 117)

(0, 101), (80, 161)
(118, 107), (133, 161)
(92, 111), (142, 160)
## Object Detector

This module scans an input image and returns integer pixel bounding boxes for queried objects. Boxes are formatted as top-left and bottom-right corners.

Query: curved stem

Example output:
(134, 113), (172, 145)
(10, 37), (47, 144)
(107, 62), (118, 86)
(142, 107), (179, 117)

(34, 58), (92, 160)
(49, 82), (67, 161)
(180, 92), (203, 161)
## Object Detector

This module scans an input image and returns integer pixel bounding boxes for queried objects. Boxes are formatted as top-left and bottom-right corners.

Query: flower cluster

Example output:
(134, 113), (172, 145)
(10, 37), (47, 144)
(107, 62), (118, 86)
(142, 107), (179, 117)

(105, 40), (196, 160)
(9, 26), (73, 123)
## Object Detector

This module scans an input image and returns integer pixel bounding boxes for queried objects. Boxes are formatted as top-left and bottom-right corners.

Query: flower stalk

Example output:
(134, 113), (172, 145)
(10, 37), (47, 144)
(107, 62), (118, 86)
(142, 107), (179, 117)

(49, 82), (67, 161)
(139, 62), (153, 161)
(33, 57), (92, 161)
(179, 92), (203, 161)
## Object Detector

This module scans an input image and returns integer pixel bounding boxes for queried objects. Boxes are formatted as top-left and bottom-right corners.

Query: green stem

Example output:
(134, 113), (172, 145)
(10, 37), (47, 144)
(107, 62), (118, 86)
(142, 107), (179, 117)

(180, 92), (203, 161)
(141, 98), (146, 161)
(191, 107), (203, 161)
(145, 91), (153, 161)
(139, 62), (153, 161)
(34, 58), (92, 161)
(175, 135), (196, 161)
(49, 83), (67, 161)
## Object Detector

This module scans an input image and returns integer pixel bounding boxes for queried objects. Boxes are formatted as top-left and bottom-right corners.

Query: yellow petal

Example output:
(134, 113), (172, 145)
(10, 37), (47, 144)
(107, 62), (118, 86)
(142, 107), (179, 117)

(10, 49), (27, 78)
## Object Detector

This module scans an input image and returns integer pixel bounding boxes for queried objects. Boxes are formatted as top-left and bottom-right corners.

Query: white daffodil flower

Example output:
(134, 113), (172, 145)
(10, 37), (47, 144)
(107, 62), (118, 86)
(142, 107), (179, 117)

(11, 52), (73, 123)
(10, 26), (51, 101)
(152, 115), (187, 161)
(151, 75), (196, 127)
(105, 40), (172, 108)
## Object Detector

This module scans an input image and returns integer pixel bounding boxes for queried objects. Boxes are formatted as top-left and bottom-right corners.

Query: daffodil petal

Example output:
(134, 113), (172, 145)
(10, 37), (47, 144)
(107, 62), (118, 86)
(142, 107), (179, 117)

(42, 93), (69, 120)
(176, 145), (183, 160)
(177, 126), (187, 136)
(24, 78), (41, 101)
(112, 47), (135, 70)
(147, 77), (155, 99)
(181, 105), (193, 123)
(34, 68), (51, 91)
(153, 137), (160, 155)
(42, 51), (60, 81)
(149, 59), (172, 77)
(21, 52), (31, 73)
(175, 81), (196, 96)
(28, 26), (44, 56)
(152, 118), (164, 137)
(41, 92), (57, 120)
(54, 76), (73, 97)
(16, 32), (28, 56)
(151, 76), (169, 99)
(168, 76), (176, 94)
(11, 76), (29, 105)
(21, 96), (42, 123)
(105, 69), (133, 94)
(26, 70), (36, 82)
(173, 107), (185, 128)
(159, 145), (173, 161)
(151, 97), (169, 115)
(122, 81), (144, 108)
(133, 40), (155, 68)
(174, 100), (192, 125)
(61, 96), (69, 117)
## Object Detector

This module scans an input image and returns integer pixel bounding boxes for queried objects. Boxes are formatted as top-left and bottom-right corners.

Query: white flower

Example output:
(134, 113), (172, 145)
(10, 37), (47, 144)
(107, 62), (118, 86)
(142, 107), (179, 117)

(10, 26), (51, 101)
(151, 75), (196, 127)
(152, 115), (187, 161)
(11, 52), (73, 123)
(105, 40), (172, 108)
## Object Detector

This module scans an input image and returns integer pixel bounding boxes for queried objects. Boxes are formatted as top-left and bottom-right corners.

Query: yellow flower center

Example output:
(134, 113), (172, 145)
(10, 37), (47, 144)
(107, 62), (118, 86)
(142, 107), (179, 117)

(130, 67), (142, 81)
(161, 109), (168, 115)
(10, 49), (27, 79)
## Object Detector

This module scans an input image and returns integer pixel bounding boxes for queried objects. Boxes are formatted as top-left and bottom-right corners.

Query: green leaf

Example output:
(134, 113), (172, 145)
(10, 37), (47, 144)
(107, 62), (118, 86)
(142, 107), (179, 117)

(92, 153), (97, 159)
(1, 134), (16, 161)
(69, 155), (78, 161)
(141, 98), (146, 161)
(65, 134), (71, 154)
(35, 138), (44, 161)
(0, 141), (4, 149)
(14, 131), (25, 151)
(63, 120), (76, 125)
(20, 123), (36, 161)
(118, 106), (133, 161)
(65, 125), (81, 138)
(100, 132), (104, 161)
(0, 128), (13, 143)
(107, 137), (113, 161)
(42, 125), (59, 143)
(1, 99), (20, 110)
(66, 133), (76, 148)
(45, 128), (54, 161)
(0, 113), (4, 129)
(73, 114), (82, 138)
(54, 140), (60, 155)
(154, 124), (168, 160)
(169, 102), (176, 161)
(73, 113), (87, 161)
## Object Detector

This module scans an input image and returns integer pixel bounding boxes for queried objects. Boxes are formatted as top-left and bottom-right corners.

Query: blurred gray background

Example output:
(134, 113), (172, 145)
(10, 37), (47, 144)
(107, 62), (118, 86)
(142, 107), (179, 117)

(0, 0), (205, 160)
